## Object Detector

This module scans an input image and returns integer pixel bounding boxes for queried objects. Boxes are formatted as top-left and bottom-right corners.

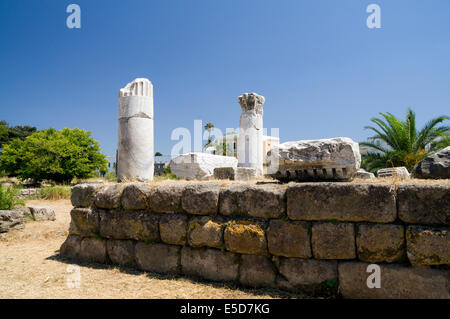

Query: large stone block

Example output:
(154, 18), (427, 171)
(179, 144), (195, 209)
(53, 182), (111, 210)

(412, 146), (450, 179)
(224, 220), (267, 255)
(170, 152), (238, 180)
(71, 183), (103, 208)
(181, 183), (220, 215)
(187, 216), (224, 249)
(60, 234), (82, 259)
(356, 224), (405, 263)
(406, 226), (450, 266)
(235, 167), (257, 181)
(135, 243), (180, 275)
(0, 210), (24, 233)
(147, 183), (185, 213)
(181, 247), (239, 282)
(69, 208), (99, 237)
(338, 261), (450, 299)
(213, 167), (235, 180)
(312, 222), (355, 259)
(219, 184), (286, 218)
(377, 167), (410, 179)
(239, 255), (276, 288)
(287, 183), (396, 223)
(267, 220), (311, 258)
(94, 183), (125, 209)
(398, 185), (450, 225)
(121, 183), (152, 210)
(159, 214), (188, 245)
(79, 237), (107, 263)
(274, 257), (338, 293)
(106, 240), (135, 266)
(28, 206), (56, 221)
(99, 210), (159, 242)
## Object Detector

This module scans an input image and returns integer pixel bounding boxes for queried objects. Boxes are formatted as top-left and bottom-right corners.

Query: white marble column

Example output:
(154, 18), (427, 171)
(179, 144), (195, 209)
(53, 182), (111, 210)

(237, 93), (265, 176)
(117, 78), (154, 181)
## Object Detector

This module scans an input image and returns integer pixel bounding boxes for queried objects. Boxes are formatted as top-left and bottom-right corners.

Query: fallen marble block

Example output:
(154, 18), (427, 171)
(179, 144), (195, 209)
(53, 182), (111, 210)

(236, 167), (257, 181)
(412, 147), (450, 179)
(266, 137), (361, 181)
(170, 153), (238, 180)
(213, 167), (235, 180)
(28, 206), (56, 221)
(0, 210), (24, 233)
(377, 167), (410, 179)
(355, 168), (375, 179)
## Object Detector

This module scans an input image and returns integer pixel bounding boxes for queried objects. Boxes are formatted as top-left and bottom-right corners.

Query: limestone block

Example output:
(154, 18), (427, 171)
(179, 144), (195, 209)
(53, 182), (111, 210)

(187, 216), (224, 249)
(147, 183), (185, 213)
(356, 224), (405, 263)
(159, 214), (188, 245)
(0, 210), (24, 233)
(312, 223), (355, 259)
(398, 185), (450, 225)
(106, 239), (135, 266)
(235, 167), (257, 181)
(99, 210), (159, 242)
(170, 153), (238, 180)
(267, 220), (311, 258)
(121, 182), (152, 210)
(377, 167), (410, 179)
(406, 226), (450, 266)
(60, 235), (82, 259)
(213, 167), (235, 180)
(69, 208), (99, 237)
(412, 146), (450, 179)
(181, 247), (239, 282)
(224, 220), (267, 255)
(94, 183), (124, 209)
(266, 137), (361, 181)
(239, 255), (276, 288)
(135, 243), (180, 275)
(355, 168), (375, 179)
(219, 183), (286, 218)
(287, 183), (396, 223)
(71, 183), (103, 208)
(338, 261), (450, 299)
(181, 183), (220, 215)
(28, 206), (56, 221)
(79, 237), (107, 263)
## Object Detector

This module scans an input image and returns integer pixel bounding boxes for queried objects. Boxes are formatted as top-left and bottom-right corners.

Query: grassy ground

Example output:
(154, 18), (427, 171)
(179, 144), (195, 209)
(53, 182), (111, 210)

(0, 199), (302, 299)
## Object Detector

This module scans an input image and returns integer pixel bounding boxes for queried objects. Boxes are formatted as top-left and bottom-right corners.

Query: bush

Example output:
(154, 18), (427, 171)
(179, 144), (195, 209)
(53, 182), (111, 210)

(0, 184), (24, 210)
(38, 186), (71, 200)
(0, 128), (108, 183)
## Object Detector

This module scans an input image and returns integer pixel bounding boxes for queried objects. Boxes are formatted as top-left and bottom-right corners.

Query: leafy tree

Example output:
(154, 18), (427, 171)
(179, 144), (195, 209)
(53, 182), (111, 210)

(155, 152), (163, 156)
(204, 122), (214, 149)
(0, 120), (37, 148)
(360, 109), (449, 172)
(0, 128), (108, 183)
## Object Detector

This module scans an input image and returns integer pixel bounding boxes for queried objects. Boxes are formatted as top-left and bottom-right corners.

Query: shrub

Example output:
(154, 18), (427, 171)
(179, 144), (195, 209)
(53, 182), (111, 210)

(0, 184), (24, 210)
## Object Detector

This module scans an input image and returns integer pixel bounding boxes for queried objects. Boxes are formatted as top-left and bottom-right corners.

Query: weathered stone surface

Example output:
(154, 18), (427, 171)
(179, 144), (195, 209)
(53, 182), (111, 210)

(267, 220), (311, 258)
(18, 188), (38, 197)
(406, 226), (450, 266)
(413, 146), (450, 179)
(266, 137), (361, 181)
(159, 214), (188, 245)
(213, 167), (235, 180)
(106, 240), (135, 266)
(69, 208), (99, 237)
(181, 247), (239, 282)
(187, 216), (224, 248)
(398, 185), (450, 225)
(219, 184), (286, 218)
(135, 243), (180, 274)
(235, 167), (257, 181)
(79, 237), (107, 263)
(71, 183), (103, 208)
(147, 183), (185, 213)
(121, 183), (152, 210)
(0, 210), (24, 233)
(312, 223), (355, 259)
(117, 78), (154, 182)
(60, 235), (82, 259)
(170, 152), (238, 180)
(339, 261), (450, 299)
(28, 206), (56, 221)
(356, 224), (405, 263)
(287, 183), (396, 223)
(181, 183), (220, 215)
(355, 168), (375, 179)
(274, 257), (338, 292)
(99, 210), (159, 242)
(377, 166), (410, 179)
(224, 221), (267, 255)
(239, 255), (276, 288)
(94, 183), (125, 209)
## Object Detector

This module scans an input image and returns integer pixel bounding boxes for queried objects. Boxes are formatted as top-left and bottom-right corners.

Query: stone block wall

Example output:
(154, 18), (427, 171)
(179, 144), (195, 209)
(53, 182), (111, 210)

(61, 182), (450, 299)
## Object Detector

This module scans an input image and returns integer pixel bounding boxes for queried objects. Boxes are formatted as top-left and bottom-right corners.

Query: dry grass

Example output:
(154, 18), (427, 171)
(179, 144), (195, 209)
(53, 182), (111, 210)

(0, 199), (301, 299)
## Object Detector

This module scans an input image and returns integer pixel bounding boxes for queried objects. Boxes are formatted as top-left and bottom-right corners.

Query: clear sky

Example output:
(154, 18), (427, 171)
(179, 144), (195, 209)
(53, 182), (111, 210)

(1, 0), (449, 160)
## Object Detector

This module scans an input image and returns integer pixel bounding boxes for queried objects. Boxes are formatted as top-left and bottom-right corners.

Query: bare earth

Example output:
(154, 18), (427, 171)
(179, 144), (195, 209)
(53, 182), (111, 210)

(0, 199), (299, 299)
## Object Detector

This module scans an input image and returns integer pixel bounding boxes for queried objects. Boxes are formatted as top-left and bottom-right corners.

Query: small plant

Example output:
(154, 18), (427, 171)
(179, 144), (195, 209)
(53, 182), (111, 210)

(38, 186), (71, 200)
(321, 278), (339, 293)
(0, 184), (24, 210)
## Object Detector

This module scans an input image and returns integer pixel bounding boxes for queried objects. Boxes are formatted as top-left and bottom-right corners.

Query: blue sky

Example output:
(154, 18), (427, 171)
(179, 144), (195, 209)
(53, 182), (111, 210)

(1, 0), (449, 161)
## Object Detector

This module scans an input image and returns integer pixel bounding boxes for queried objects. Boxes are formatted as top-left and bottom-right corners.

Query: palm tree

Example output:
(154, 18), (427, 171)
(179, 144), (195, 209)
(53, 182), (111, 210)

(360, 109), (449, 172)
(204, 122), (214, 150)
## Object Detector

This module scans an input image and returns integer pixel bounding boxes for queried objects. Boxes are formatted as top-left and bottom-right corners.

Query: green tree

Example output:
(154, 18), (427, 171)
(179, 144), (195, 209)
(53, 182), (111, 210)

(204, 122), (214, 149)
(360, 109), (449, 172)
(155, 152), (163, 156)
(0, 120), (37, 148)
(0, 128), (108, 183)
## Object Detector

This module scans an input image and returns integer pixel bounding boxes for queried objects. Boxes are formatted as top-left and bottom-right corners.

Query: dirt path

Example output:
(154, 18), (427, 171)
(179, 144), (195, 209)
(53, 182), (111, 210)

(0, 199), (298, 299)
